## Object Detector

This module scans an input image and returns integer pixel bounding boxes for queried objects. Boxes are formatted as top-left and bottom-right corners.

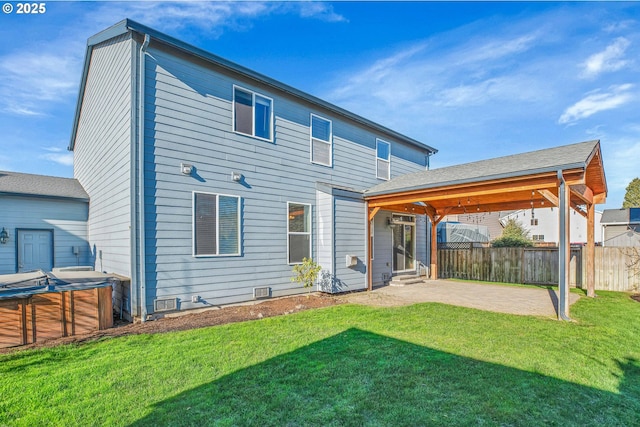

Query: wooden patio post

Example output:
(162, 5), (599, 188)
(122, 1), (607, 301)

(430, 218), (438, 280)
(586, 203), (595, 297)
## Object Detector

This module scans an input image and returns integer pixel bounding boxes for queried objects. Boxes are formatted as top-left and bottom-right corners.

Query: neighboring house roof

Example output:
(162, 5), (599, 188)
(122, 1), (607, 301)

(68, 19), (437, 155)
(0, 171), (88, 201)
(366, 140), (603, 197)
(601, 208), (640, 225)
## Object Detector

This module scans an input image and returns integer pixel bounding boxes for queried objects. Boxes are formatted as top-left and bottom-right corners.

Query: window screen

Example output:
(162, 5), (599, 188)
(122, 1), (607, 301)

(194, 192), (240, 256)
(376, 139), (390, 180)
(311, 115), (332, 166)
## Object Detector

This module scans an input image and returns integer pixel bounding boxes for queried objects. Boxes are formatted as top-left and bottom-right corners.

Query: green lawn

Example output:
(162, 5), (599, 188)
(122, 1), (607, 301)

(1, 291), (639, 426)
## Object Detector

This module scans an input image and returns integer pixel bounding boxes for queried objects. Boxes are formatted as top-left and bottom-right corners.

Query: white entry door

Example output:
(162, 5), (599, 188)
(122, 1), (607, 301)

(17, 229), (53, 272)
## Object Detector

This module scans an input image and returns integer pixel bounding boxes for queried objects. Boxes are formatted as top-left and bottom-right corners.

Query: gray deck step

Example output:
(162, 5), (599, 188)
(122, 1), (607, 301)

(389, 274), (424, 287)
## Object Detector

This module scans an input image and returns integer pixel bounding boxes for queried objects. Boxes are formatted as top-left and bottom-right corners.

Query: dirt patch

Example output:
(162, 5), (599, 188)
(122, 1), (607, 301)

(631, 294), (640, 303)
(0, 293), (344, 354)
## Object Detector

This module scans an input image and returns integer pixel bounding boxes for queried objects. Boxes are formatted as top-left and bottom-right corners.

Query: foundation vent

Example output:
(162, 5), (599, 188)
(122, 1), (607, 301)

(254, 287), (271, 299)
(154, 297), (177, 312)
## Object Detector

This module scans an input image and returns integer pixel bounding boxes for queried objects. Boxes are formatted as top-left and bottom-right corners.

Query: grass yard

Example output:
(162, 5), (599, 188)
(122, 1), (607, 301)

(1, 290), (639, 426)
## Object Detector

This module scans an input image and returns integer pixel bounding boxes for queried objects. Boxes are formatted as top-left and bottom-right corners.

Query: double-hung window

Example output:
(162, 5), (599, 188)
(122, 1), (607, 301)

(233, 86), (273, 141)
(287, 202), (311, 264)
(193, 192), (241, 256)
(310, 114), (332, 166)
(376, 139), (390, 180)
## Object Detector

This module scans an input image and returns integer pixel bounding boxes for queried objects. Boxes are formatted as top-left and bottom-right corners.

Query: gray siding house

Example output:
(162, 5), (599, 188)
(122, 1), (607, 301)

(0, 171), (90, 274)
(601, 208), (640, 247)
(69, 20), (436, 319)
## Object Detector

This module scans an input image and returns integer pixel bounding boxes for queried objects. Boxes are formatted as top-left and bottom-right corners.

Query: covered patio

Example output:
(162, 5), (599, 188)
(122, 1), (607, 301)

(364, 140), (607, 320)
(345, 279), (581, 317)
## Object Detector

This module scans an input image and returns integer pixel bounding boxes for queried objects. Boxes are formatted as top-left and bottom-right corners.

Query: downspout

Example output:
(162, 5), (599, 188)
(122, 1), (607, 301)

(557, 170), (571, 321)
(138, 34), (150, 322)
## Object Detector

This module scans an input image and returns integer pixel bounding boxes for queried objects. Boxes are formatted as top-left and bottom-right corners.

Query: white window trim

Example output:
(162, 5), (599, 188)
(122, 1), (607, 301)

(376, 138), (391, 181)
(192, 191), (241, 257)
(232, 85), (274, 143)
(287, 201), (312, 265)
(309, 113), (333, 167)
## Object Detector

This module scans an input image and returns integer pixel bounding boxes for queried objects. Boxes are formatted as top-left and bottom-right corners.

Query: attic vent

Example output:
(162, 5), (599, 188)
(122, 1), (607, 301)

(254, 287), (271, 299)
(154, 297), (177, 312)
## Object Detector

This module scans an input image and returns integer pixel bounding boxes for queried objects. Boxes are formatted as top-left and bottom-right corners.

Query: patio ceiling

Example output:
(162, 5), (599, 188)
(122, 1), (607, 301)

(364, 140), (606, 219)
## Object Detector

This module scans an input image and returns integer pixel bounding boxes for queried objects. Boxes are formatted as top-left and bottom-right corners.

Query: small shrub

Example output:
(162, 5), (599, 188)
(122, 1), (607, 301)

(492, 218), (533, 247)
(291, 257), (322, 295)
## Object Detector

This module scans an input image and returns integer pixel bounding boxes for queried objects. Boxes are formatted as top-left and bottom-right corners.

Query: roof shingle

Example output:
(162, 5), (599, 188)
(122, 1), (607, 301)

(0, 171), (88, 201)
(366, 140), (600, 196)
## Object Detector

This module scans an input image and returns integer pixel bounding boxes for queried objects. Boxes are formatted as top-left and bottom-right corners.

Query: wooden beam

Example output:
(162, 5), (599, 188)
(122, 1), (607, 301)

(367, 202), (373, 291)
(368, 206), (380, 222)
(586, 203), (595, 297)
(366, 174), (564, 207)
(593, 193), (607, 204)
(570, 184), (594, 205)
(537, 189), (559, 207)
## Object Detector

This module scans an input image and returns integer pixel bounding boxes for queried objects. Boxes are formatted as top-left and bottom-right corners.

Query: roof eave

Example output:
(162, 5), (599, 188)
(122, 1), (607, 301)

(0, 191), (89, 202)
(70, 18), (436, 154)
(365, 162), (586, 198)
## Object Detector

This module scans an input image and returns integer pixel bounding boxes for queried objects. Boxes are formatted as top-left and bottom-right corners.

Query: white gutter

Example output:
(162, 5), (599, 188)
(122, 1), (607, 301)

(138, 34), (150, 322)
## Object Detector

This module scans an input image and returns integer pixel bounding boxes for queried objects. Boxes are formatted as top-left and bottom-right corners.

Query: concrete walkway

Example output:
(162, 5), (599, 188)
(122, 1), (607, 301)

(343, 280), (581, 318)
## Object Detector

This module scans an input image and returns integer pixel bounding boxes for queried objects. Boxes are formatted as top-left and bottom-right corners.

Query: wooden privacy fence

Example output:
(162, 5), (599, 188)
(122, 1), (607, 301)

(438, 246), (640, 292)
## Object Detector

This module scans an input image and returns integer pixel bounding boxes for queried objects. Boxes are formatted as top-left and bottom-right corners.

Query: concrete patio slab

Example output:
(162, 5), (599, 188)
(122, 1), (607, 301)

(343, 280), (581, 318)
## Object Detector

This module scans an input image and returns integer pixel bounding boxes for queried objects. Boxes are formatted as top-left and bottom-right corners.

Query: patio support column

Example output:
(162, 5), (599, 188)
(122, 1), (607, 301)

(586, 203), (596, 297)
(557, 171), (571, 320)
(430, 220), (438, 280)
(367, 204), (378, 291)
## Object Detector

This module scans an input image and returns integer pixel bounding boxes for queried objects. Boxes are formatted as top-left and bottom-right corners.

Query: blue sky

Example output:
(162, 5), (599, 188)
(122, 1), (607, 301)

(1, 1), (638, 210)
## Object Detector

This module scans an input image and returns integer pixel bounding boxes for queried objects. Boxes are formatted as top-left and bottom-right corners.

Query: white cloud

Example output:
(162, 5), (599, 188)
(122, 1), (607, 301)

(580, 37), (630, 78)
(94, 1), (346, 37)
(40, 147), (74, 166)
(0, 52), (81, 116)
(558, 84), (634, 124)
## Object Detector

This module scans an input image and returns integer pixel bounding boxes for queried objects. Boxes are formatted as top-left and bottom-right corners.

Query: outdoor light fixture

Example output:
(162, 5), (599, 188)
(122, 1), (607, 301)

(180, 163), (193, 175)
(231, 171), (242, 182)
(0, 228), (8, 244)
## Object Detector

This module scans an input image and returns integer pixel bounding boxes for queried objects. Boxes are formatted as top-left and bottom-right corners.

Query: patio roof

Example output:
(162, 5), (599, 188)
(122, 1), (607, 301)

(363, 140), (608, 319)
(364, 140), (606, 216)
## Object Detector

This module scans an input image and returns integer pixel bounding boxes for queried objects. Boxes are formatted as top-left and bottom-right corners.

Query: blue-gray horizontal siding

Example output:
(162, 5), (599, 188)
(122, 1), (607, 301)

(0, 196), (89, 274)
(332, 196), (367, 292)
(141, 45), (431, 310)
(73, 33), (133, 279)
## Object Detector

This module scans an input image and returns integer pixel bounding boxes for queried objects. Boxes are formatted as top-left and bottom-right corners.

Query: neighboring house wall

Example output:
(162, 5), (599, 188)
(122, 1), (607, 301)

(603, 225), (640, 247)
(141, 42), (430, 312)
(73, 33), (134, 279)
(0, 196), (90, 274)
(500, 208), (603, 244)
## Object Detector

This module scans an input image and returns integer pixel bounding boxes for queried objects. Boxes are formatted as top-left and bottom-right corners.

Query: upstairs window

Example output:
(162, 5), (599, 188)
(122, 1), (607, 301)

(310, 114), (332, 166)
(287, 202), (311, 264)
(233, 86), (273, 141)
(376, 139), (390, 180)
(193, 192), (241, 256)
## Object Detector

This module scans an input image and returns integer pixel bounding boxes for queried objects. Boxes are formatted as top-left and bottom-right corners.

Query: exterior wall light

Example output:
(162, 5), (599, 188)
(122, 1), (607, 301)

(180, 163), (193, 175)
(231, 171), (242, 182)
(0, 228), (8, 244)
